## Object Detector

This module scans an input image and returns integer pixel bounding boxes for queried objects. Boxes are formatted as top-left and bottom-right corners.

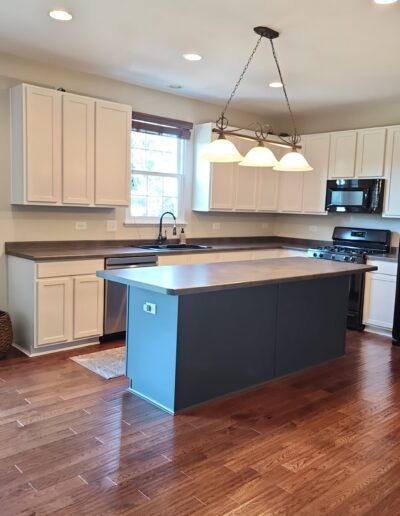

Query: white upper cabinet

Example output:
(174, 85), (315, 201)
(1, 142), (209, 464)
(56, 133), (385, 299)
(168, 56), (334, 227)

(355, 127), (386, 178)
(62, 94), (95, 205)
(302, 133), (330, 214)
(328, 130), (357, 178)
(210, 162), (236, 210)
(10, 83), (131, 207)
(383, 126), (400, 217)
(278, 170), (304, 213)
(256, 167), (280, 212)
(234, 137), (257, 211)
(11, 84), (62, 204)
(94, 100), (131, 206)
(193, 122), (282, 212)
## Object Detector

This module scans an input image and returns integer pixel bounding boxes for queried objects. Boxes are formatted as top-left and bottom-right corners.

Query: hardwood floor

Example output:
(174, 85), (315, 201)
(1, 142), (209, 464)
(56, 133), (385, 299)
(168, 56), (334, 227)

(1, 332), (400, 515)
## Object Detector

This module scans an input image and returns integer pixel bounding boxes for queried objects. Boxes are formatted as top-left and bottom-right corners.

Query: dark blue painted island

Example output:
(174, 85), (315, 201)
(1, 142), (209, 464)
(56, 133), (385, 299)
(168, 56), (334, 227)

(97, 257), (376, 414)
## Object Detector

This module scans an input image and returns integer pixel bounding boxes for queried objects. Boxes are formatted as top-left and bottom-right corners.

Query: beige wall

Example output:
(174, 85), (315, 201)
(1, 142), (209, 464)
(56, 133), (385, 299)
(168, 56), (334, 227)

(0, 52), (278, 308)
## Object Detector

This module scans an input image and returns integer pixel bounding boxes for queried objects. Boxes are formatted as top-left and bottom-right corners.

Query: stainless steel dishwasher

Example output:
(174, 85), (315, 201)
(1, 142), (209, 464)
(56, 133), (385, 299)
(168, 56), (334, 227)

(103, 255), (158, 337)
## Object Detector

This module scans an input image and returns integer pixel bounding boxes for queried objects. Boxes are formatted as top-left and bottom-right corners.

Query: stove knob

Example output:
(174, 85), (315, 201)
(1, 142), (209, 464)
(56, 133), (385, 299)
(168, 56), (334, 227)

(331, 255), (336, 259)
(350, 257), (356, 262)
(344, 256), (349, 261)
(313, 252), (318, 258)
(319, 253), (324, 258)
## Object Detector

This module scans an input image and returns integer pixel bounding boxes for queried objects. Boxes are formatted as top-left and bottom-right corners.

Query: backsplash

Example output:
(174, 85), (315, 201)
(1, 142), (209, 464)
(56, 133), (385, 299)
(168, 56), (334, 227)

(273, 213), (400, 247)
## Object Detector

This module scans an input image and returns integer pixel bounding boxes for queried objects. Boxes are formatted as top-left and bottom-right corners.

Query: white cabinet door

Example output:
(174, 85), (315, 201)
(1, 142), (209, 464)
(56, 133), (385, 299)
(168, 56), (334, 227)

(235, 167), (257, 211)
(36, 277), (73, 347)
(62, 94), (95, 205)
(278, 171), (304, 213)
(302, 133), (330, 214)
(218, 251), (253, 262)
(157, 255), (189, 266)
(251, 249), (285, 260)
(363, 272), (396, 330)
(73, 275), (104, 339)
(383, 126), (400, 217)
(256, 168), (280, 212)
(234, 138), (257, 211)
(210, 162), (236, 210)
(26, 86), (62, 203)
(187, 252), (220, 264)
(355, 127), (386, 178)
(95, 100), (131, 206)
(328, 131), (357, 178)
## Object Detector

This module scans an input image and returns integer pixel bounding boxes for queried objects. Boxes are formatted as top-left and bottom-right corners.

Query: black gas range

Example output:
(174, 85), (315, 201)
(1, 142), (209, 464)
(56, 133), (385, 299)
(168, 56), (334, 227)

(308, 227), (391, 330)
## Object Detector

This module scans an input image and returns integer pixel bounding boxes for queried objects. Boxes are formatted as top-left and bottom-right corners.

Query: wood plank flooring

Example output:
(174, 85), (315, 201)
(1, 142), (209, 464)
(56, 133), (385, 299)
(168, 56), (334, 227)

(1, 332), (400, 515)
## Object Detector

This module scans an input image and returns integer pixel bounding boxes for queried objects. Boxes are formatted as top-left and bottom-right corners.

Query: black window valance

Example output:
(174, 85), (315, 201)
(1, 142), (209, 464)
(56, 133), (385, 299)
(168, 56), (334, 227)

(132, 111), (193, 140)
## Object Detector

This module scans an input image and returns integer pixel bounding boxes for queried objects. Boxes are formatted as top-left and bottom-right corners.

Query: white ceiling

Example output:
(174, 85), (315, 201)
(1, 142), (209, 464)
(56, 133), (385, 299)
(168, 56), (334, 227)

(0, 0), (399, 117)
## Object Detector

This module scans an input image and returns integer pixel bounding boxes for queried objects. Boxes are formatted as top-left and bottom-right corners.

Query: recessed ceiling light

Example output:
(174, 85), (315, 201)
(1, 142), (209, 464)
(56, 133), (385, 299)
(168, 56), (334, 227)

(49, 9), (73, 21)
(269, 82), (283, 88)
(168, 84), (183, 89)
(374, 0), (398, 4)
(182, 53), (202, 61)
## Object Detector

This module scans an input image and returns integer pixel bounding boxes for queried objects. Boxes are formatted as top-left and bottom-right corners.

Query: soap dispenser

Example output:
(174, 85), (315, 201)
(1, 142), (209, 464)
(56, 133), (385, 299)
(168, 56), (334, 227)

(179, 227), (186, 244)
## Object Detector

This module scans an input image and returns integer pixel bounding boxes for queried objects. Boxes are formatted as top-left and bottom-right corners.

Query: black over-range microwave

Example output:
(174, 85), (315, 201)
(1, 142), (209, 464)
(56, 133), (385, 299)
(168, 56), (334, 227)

(325, 179), (385, 213)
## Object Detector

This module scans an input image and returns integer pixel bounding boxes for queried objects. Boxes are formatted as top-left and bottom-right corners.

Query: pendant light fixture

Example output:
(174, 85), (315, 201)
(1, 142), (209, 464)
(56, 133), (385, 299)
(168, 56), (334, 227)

(200, 26), (313, 172)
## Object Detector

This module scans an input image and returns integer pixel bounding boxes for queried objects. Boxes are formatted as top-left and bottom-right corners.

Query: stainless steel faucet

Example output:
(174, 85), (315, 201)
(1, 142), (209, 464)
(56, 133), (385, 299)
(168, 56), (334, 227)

(157, 211), (177, 244)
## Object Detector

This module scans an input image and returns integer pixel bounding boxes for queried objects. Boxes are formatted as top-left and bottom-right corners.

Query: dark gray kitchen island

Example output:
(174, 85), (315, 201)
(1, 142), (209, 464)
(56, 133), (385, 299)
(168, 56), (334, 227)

(98, 257), (376, 414)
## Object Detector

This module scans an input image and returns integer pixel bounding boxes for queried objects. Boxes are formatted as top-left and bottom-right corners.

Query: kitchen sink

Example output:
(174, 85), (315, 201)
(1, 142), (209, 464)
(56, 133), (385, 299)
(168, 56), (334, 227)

(138, 244), (212, 250)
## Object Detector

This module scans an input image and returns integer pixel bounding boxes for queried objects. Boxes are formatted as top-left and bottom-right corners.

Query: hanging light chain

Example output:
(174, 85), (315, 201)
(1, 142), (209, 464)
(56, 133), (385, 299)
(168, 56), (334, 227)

(217, 35), (263, 130)
(268, 38), (299, 146)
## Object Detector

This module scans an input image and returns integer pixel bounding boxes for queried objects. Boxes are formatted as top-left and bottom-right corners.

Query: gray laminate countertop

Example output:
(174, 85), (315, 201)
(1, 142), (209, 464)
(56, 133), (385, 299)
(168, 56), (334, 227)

(97, 257), (377, 296)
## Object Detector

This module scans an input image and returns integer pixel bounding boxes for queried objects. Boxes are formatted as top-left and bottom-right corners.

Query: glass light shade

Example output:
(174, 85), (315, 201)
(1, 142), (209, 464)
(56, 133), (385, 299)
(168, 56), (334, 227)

(239, 143), (278, 167)
(273, 150), (313, 172)
(200, 135), (243, 163)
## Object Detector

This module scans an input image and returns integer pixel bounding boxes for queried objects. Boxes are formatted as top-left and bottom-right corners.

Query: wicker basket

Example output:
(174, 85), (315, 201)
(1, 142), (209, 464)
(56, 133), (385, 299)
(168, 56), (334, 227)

(0, 311), (13, 358)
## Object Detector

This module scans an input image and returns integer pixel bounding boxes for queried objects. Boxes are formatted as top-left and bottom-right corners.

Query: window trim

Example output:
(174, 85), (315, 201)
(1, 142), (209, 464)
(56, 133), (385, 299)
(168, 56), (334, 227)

(125, 135), (187, 225)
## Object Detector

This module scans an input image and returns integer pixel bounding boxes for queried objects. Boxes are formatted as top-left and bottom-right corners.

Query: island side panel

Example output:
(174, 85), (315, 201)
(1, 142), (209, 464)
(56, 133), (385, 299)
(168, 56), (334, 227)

(174, 284), (279, 411)
(275, 275), (349, 377)
(126, 286), (179, 414)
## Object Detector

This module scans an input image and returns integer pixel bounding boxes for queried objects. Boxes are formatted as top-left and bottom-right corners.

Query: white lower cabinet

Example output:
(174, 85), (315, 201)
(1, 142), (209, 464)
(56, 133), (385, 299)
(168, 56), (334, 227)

(8, 256), (104, 355)
(363, 260), (397, 332)
(37, 277), (73, 346)
(73, 276), (104, 339)
(157, 255), (189, 266)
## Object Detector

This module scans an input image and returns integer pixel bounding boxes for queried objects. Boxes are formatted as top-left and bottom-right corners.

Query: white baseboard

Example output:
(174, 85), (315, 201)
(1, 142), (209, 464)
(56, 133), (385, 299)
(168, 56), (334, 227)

(12, 339), (100, 357)
(363, 325), (392, 338)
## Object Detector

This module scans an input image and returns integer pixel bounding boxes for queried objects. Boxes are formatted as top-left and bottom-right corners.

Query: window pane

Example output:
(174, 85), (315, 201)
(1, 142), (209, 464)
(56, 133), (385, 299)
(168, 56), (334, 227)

(162, 197), (178, 214)
(163, 177), (178, 197)
(132, 174), (147, 194)
(148, 176), (163, 197)
(130, 196), (147, 217)
(147, 197), (163, 217)
(131, 132), (179, 174)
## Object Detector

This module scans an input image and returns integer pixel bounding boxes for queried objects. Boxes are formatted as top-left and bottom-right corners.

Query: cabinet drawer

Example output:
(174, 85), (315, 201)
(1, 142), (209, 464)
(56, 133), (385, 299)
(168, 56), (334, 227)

(37, 259), (104, 278)
(366, 259), (397, 276)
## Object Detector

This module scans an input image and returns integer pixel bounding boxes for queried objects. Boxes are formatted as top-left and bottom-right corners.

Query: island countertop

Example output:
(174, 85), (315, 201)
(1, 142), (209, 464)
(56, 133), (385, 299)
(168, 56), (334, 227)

(97, 257), (377, 295)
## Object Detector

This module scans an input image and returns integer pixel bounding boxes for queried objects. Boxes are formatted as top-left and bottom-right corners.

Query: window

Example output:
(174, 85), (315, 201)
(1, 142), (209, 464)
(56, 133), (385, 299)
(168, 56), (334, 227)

(126, 112), (193, 224)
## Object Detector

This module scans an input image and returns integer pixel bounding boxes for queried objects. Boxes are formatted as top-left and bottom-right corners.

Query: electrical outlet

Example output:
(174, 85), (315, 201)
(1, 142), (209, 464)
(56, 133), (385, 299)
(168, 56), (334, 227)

(107, 220), (117, 232)
(143, 302), (156, 315)
(75, 221), (87, 230)
(212, 222), (221, 230)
